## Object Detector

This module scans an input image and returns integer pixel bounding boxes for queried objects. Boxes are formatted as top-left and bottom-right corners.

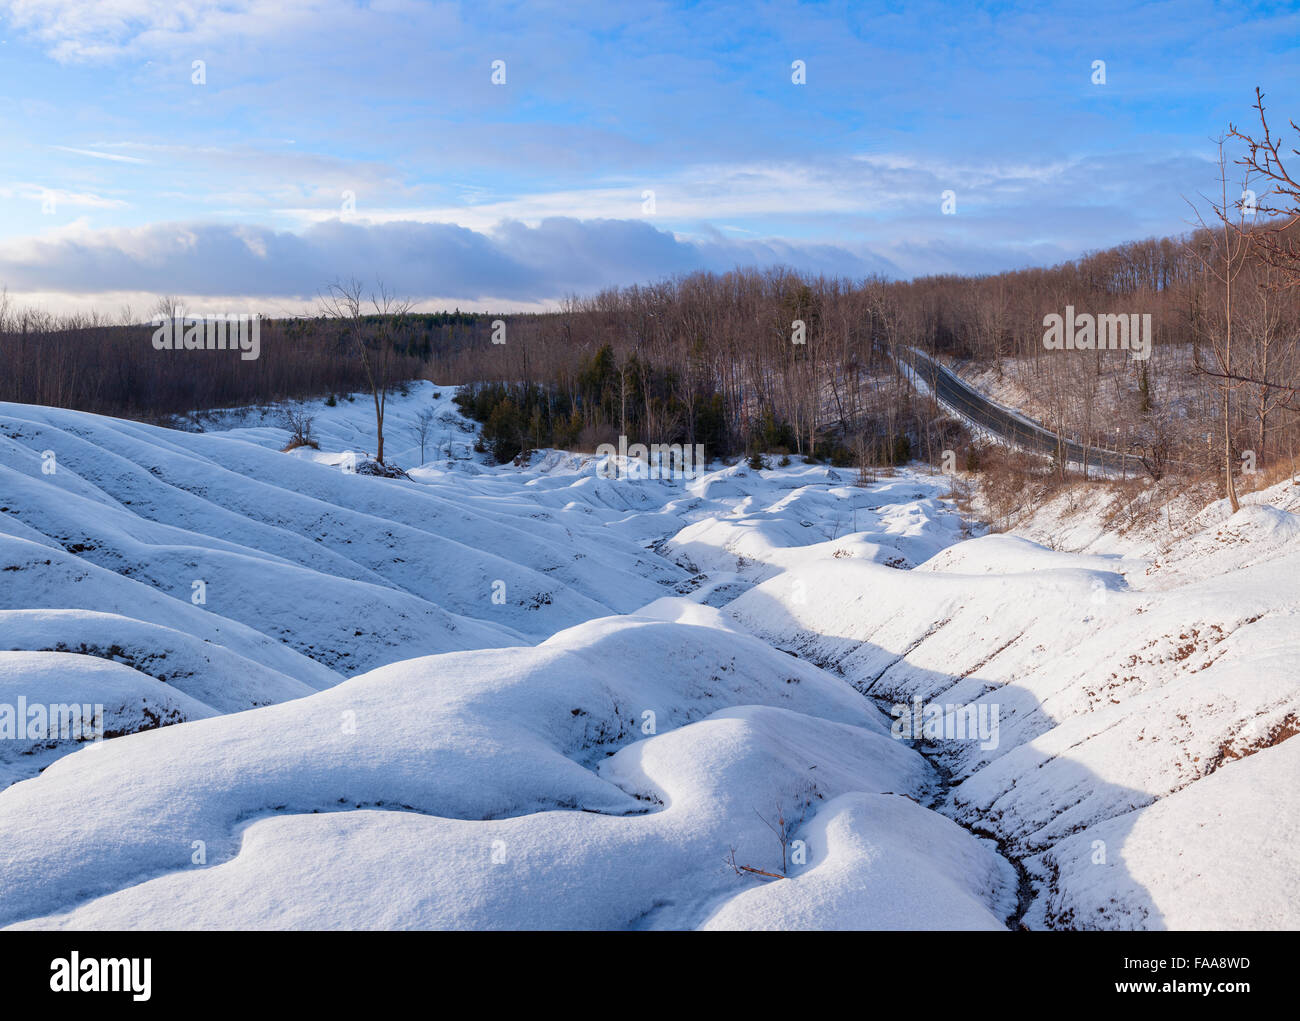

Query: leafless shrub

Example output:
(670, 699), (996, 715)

(281, 405), (317, 450)
(725, 778), (822, 881)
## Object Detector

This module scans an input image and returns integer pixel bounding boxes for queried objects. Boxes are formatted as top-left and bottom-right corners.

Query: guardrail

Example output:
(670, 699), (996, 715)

(898, 347), (1165, 475)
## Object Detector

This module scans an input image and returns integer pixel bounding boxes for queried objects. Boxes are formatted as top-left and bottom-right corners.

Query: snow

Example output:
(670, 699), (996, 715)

(0, 381), (1295, 929)
(1031, 736), (1300, 930)
(0, 650), (216, 789)
(728, 489), (1300, 930)
(699, 792), (1015, 930)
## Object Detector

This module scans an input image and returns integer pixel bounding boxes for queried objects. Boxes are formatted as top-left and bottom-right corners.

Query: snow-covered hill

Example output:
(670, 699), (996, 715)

(0, 383), (1295, 929)
(729, 488), (1300, 929)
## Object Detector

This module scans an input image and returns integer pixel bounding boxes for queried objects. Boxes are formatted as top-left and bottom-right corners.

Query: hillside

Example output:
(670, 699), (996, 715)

(0, 384), (1295, 929)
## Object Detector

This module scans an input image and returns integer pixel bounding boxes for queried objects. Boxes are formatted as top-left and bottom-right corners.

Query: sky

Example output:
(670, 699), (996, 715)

(0, 0), (1298, 316)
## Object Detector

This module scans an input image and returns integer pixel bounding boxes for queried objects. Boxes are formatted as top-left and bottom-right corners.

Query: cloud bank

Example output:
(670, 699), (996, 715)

(0, 217), (902, 306)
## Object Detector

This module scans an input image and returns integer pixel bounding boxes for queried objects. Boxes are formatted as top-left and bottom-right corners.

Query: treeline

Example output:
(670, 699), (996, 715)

(436, 220), (1300, 478)
(0, 299), (429, 422)
(4, 218), (1300, 483)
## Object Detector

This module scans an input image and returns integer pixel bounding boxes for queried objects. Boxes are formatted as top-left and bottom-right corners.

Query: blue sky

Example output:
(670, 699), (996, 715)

(1, 0), (1298, 314)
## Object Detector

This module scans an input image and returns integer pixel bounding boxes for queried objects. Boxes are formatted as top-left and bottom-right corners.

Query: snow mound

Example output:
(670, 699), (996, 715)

(0, 650), (216, 789)
(0, 617), (1018, 930)
(0, 609), (319, 711)
(700, 792), (1014, 930)
(726, 501), (1300, 929)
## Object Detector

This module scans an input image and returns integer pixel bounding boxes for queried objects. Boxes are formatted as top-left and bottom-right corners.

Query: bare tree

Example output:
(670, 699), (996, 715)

(1237, 261), (1296, 464)
(411, 408), (435, 465)
(1216, 89), (1300, 429)
(1132, 409), (1175, 481)
(1189, 140), (1252, 512)
(320, 278), (412, 464)
(1229, 88), (1300, 288)
(152, 294), (185, 324)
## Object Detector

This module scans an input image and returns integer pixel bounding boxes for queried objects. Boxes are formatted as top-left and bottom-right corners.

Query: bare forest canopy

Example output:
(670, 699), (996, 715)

(3, 217), (1300, 480)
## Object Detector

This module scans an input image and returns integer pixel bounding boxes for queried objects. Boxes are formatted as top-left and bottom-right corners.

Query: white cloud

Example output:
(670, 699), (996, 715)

(51, 145), (149, 164)
(0, 182), (127, 208)
(3, 0), (341, 62)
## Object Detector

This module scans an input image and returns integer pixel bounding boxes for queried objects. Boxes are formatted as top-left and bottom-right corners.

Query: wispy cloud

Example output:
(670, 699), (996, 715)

(0, 182), (127, 209)
(51, 146), (150, 164)
(3, 0), (347, 63)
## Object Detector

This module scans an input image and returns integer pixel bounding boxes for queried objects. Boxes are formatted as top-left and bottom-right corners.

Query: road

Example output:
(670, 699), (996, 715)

(900, 347), (1145, 475)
